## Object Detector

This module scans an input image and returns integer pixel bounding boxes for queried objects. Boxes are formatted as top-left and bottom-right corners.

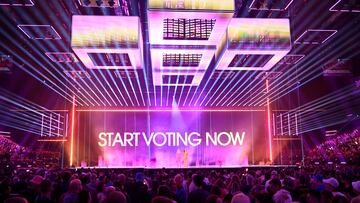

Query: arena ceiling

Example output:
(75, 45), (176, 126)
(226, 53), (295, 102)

(0, 0), (359, 111)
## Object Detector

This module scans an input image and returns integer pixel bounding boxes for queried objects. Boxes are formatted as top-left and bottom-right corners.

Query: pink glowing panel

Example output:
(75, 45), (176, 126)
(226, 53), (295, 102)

(294, 29), (337, 44)
(148, 11), (233, 46)
(151, 48), (215, 86)
(71, 15), (143, 69)
(215, 18), (291, 71)
(329, 0), (360, 12)
(249, 0), (293, 11)
(148, 0), (234, 11)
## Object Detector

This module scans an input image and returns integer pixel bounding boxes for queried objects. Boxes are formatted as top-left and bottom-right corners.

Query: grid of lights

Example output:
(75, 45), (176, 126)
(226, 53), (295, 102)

(78, 0), (120, 7)
(163, 18), (216, 40)
(162, 53), (202, 67)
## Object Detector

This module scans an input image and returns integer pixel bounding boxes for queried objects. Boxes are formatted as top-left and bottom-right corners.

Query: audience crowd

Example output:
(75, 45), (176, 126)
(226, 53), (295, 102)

(0, 129), (359, 203)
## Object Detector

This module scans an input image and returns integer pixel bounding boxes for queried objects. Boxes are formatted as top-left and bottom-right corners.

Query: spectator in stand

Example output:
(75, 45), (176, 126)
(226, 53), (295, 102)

(35, 179), (53, 203)
(61, 179), (82, 203)
(306, 190), (321, 203)
(173, 174), (186, 203)
(22, 175), (43, 203)
(323, 177), (347, 198)
(188, 175), (209, 203)
(352, 181), (360, 203)
(311, 175), (326, 192)
(107, 191), (126, 203)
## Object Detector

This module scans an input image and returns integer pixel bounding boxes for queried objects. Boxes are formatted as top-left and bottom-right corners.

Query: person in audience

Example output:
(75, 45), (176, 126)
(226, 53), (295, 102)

(231, 192), (250, 203)
(61, 179), (82, 203)
(78, 190), (91, 203)
(188, 175), (209, 203)
(352, 181), (360, 203)
(107, 191), (126, 203)
(324, 177), (346, 198)
(34, 180), (53, 203)
(174, 174), (186, 203)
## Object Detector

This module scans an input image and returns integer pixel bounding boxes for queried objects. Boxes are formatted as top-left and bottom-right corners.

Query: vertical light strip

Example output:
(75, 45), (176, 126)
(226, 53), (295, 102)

(49, 113), (52, 137)
(288, 113), (291, 136)
(70, 96), (76, 166)
(272, 113), (276, 136)
(266, 79), (273, 162)
(57, 113), (60, 137)
(40, 114), (44, 137)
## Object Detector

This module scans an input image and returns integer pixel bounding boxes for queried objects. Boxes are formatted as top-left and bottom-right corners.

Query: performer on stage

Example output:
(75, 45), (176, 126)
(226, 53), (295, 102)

(183, 149), (188, 168)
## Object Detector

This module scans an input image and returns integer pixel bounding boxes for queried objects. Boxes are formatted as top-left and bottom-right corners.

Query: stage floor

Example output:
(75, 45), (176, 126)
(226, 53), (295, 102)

(73, 165), (298, 170)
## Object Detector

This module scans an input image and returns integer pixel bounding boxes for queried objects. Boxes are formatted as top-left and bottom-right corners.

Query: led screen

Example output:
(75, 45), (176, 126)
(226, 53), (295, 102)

(74, 110), (268, 168)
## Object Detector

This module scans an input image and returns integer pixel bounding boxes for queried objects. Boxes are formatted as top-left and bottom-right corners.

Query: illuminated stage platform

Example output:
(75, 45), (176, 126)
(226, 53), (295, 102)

(74, 165), (298, 170)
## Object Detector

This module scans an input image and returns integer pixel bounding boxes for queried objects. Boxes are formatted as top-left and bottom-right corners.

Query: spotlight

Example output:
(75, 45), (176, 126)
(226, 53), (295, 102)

(108, 0), (115, 7)
(83, 0), (91, 6)
(96, 0), (103, 6)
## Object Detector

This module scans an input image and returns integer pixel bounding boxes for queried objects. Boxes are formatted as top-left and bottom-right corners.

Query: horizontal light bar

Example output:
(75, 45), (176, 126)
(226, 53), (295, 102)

(76, 108), (265, 112)
(0, 0), (34, 6)
(10, 109), (69, 112)
(37, 139), (68, 142)
(329, 0), (360, 12)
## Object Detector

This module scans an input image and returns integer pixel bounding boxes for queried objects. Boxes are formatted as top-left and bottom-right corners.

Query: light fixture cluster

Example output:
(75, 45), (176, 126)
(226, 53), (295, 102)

(80, 0), (118, 7)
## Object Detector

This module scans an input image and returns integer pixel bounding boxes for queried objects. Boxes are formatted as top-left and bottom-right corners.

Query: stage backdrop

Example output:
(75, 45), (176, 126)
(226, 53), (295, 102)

(74, 110), (268, 168)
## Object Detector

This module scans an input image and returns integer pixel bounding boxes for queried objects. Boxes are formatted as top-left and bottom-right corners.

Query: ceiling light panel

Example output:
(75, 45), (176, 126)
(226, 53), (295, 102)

(215, 18), (291, 71)
(71, 15), (143, 70)
(18, 25), (61, 40)
(148, 0), (234, 86)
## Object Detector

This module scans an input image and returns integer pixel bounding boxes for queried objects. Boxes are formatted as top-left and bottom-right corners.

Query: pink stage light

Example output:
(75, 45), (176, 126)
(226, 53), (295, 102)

(37, 139), (67, 142)
(70, 96), (76, 166)
(266, 79), (273, 162)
